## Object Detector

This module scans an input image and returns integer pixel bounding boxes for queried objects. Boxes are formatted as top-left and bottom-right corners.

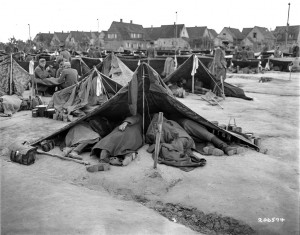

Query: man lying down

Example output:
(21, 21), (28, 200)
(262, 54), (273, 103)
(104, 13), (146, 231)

(62, 113), (243, 172)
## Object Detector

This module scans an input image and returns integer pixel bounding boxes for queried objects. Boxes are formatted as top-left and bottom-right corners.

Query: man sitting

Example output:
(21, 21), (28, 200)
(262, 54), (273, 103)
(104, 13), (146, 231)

(59, 44), (71, 62)
(34, 58), (50, 79)
(57, 62), (78, 89)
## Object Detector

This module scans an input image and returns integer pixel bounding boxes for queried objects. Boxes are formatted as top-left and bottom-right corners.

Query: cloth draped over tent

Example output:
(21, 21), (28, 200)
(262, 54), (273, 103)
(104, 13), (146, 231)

(164, 54), (252, 100)
(32, 62), (259, 154)
(48, 67), (123, 114)
(0, 56), (31, 96)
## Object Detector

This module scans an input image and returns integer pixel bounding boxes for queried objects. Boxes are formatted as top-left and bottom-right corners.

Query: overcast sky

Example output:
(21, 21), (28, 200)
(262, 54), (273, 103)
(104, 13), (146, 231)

(1, 0), (299, 42)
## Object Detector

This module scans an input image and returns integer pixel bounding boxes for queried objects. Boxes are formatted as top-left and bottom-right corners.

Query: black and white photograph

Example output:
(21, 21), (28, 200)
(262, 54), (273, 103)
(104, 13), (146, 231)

(0, 0), (299, 234)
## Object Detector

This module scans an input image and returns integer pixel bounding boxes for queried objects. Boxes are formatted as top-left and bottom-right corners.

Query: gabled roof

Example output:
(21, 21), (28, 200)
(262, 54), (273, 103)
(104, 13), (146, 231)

(273, 25), (300, 41)
(69, 31), (91, 42)
(225, 27), (244, 40)
(54, 32), (69, 42)
(144, 24), (185, 40)
(107, 21), (144, 40)
(208, 29), (218, 38)
(186, 26), (207, 39)
(34, 33), (54, 42)
(254, 26), (275, 40)
(242, 28), (252, 36)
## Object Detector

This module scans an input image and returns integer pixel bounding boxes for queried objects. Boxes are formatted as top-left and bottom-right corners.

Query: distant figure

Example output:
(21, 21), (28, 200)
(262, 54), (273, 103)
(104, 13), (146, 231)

(88, 45), (94, 58)
(146, 42), (156, 59)
(93, 46), (101, 58)
(57, 61), (78, 89)
(262, 44), (269, 53)
(247, 46), (255, 59)
(274, 46), (282, 58)
(59, 43), (71, 62)
(292, 42), (299, 57)
(209, 40), (228, 82)
(56, 60), (65, 78)
(240, 46), (248, 60)
(232, 46), (240, 60)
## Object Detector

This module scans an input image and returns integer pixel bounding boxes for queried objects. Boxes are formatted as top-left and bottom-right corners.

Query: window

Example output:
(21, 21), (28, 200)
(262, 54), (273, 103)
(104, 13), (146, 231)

(108, 34), (117, 39)
(130, 33), (142, 39)
(253, 32), (257, 39)
(223, 33), (226, 36)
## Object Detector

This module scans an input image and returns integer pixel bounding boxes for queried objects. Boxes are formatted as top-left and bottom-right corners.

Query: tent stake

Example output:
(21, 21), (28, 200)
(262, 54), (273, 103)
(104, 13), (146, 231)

(192, 75), (195, 94)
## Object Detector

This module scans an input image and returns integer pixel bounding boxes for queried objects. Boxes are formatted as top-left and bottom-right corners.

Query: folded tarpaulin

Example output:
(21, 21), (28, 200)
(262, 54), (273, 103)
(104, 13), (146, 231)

(34, 77), (62, 86)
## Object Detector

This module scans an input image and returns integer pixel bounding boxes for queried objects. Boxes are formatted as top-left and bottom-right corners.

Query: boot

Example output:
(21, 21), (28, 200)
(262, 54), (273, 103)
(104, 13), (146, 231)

(203, 142), (224, 156)
(100, 150), (110, 163)
(211, 136), (237, 156)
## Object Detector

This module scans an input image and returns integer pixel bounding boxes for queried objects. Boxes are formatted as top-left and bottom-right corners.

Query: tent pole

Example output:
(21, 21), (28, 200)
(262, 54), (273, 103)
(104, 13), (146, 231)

(192, 75), (195, 93)
(142, 64), (145, 144)
(10, 54), (13, 95)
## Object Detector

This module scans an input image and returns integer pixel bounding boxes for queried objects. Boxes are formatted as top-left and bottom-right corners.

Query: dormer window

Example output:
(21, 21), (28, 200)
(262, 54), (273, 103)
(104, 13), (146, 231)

(108, 34), (117, 39)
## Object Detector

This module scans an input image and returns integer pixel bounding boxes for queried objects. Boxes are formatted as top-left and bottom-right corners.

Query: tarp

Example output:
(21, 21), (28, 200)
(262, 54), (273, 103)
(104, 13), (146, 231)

(31, 62), (259, 152)
(269, 57), (299, 72)
(81, 57), (102, 69)
(163, 54), (252, 100)
(119, 55), (213, 75)
(0, 55), (31, 96)
(232, 59), (260, 69)
(101, 53), (134, 86)
(48, 67), (123, 114)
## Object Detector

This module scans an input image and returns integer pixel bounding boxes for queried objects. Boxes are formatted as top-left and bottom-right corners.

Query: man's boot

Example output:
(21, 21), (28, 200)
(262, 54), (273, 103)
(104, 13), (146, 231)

(211, 136), (238, 156)
(203, 142), (224, 156)
(100, 149), (110, 163)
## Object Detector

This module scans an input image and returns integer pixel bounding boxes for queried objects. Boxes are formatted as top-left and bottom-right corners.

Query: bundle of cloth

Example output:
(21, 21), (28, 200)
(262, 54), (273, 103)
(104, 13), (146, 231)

(0, 95), (23, 117)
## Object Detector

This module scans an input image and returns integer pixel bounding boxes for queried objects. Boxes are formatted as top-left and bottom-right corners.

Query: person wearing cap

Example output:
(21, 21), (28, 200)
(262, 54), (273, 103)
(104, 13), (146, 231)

(34, 58), (51, 79)
(57, 61), (78, 89)
(274, 46), (282, 58)
(146, 42), (156, 59)
(59, 44), (71, 62)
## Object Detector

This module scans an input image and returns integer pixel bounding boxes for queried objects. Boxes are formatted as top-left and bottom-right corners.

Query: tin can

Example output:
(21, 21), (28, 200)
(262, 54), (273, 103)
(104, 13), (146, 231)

(46, 109), (55, 119)
(32, 109), (38, 117)
(254, 137), (261, 147)
(244, 133), (254, 139)
(235, 126), (242, 133)
(227, 124), (236, 131)
(36, 105), (47, 117)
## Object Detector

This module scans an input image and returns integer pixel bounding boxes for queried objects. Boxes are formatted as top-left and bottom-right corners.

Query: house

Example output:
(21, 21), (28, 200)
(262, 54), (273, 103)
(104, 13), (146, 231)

(65, 31), (91, 51)
(144, 24), (190, 50)
(33, 32), (54, 49)
(89, 31), (106, 48)
(50, 31), (70, 49)
(214, 27), (244, 47)
(186, 26), (216, 49)
(104, 19), (148, 51)
(241, 26), (275, 51)
(273, 25), (300, 51)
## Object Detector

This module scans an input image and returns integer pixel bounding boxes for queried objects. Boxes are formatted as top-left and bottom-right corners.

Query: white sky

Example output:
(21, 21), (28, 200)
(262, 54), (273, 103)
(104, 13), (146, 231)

(1, 0), (299, 42)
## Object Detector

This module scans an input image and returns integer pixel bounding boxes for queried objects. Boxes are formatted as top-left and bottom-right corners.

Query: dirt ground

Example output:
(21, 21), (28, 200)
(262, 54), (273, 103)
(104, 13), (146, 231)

(1, 71), (299, 235)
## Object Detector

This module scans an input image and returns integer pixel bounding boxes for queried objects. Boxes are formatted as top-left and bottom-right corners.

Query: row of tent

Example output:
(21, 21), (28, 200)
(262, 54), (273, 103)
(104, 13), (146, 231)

(0, 52), (259, 150)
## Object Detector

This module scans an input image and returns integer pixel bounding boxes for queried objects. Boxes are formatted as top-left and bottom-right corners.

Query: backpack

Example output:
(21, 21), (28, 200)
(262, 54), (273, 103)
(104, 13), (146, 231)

(9, 142), (37, 165)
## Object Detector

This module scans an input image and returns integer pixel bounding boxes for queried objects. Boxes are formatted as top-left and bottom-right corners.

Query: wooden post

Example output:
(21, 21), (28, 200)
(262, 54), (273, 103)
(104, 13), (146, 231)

(142, 64), (145, 144)
(10, 54), (13, 95)
(154, 112), (163, 169)
(192, 75), (195, 93)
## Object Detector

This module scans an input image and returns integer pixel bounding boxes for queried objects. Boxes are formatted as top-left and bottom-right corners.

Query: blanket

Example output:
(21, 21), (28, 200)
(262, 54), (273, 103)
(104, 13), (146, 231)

(0, 95), (22, 116)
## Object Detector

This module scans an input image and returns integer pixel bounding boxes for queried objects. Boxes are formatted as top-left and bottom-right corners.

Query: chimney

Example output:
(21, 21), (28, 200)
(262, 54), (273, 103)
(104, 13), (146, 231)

(120, 19), (123, 23)
(151, 25), (153, 28)
(130, 20), (132, 24)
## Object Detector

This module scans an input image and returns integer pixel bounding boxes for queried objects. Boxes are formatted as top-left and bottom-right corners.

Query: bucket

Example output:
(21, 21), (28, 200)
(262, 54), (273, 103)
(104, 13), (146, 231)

(227, 124), (236, 131)
(244, 133), (254, 139)
(36, 105), (47, 117)
(249, 136), (256, 144)
(254, 137), (261, 147)
(46, 109), (55, 119)
(32, 109), (38, 117)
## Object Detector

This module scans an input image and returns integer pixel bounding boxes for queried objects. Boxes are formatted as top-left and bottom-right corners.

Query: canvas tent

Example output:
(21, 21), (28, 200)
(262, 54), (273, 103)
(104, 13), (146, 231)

(0, 55), (31, 96)
(101, 53), (134, 86)
(48, 66), (123, 115)
(163, 54), (253, 100)
(31, 62), (259, 152)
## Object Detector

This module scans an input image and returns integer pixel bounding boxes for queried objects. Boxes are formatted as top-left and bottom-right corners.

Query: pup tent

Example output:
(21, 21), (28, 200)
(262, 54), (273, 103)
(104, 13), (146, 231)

(101, 53), (134, 86)
(163, 54), (253, 100)
(0, 55), (32, 116)
(47, 66), (123, 116)
(31, 62), (259, 156)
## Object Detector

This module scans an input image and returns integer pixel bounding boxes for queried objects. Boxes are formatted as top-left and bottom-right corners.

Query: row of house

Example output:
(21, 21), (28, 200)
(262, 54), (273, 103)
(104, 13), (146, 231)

(33, 20), (300, 52)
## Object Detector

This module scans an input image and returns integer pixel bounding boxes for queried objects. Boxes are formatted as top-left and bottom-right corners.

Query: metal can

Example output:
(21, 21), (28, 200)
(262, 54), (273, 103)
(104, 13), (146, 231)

(32, 109), (38, 117)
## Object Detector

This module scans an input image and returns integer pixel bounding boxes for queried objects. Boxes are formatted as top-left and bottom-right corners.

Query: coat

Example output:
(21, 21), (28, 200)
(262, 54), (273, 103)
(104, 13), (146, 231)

(91, 114), (143, 157)
(57, 68), (78, 89)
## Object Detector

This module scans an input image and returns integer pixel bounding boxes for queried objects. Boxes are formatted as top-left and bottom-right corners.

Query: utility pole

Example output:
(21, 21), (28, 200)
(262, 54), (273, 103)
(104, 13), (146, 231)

(175, 12), (177, 54)
(28, 24), (31, 49)
(285, 3), (290, 49)
(97, 19), (99, 32)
